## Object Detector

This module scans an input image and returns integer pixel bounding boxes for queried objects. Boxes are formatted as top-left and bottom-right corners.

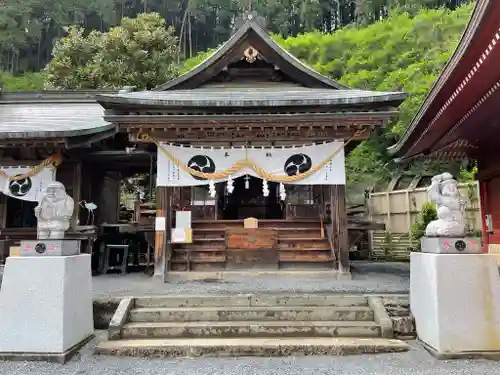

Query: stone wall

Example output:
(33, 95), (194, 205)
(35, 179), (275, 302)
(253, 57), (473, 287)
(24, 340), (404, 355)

(93, 298), (120, 329)
(382, 296), (415, 339)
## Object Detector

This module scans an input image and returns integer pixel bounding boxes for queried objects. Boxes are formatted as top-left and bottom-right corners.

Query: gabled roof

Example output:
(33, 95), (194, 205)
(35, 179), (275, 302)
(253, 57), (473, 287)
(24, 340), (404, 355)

(96, 13), (407, 112)
(154, 13), (346, 91)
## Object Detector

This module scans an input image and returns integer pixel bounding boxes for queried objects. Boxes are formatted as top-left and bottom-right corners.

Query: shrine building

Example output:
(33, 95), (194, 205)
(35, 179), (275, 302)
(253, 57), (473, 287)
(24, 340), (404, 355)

(389, 0), (500, 257)
(0, 13), (406, 279)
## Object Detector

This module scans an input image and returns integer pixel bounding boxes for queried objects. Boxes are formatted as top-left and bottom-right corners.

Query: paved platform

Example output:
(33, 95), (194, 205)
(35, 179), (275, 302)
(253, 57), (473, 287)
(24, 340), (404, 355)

(91, 262), (410, 298)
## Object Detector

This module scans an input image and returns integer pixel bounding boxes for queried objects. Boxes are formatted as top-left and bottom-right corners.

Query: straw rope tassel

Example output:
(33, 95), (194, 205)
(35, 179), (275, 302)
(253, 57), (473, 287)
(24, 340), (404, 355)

(0, 152), (63, 181)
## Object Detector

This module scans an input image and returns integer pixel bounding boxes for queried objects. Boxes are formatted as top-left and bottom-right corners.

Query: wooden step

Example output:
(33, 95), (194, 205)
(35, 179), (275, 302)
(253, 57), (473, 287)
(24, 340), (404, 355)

(170, 254), (226, 263)
(192, 219), (320, 230)
(278, 237), (325, 242)
(176, 243), (226, 251)
(192, 238), (225, 243)
(170, 263), (226, 272)
(279, 254), (333, 262)
(278, 242), (330, 251)
(173, 246), (226, 254)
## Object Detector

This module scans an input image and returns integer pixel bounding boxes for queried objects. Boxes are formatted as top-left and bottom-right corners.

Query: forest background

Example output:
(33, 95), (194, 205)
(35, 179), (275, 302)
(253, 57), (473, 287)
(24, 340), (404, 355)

(0, 0), (476, 199)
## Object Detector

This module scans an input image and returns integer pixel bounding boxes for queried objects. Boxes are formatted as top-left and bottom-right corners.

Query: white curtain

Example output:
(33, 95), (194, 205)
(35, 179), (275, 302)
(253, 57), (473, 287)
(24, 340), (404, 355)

(0, 167), (55, 202)
(157, 142), (345, 187)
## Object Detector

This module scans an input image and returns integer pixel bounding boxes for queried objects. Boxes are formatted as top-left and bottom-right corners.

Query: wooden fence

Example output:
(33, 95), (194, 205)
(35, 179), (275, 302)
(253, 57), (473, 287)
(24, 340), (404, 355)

(367, 182), (482, 260)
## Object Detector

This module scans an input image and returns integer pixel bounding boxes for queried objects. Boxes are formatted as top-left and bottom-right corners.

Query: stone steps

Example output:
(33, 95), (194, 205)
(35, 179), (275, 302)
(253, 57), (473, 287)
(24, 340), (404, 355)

(134, 294), (368, 308)
(121, 320), (381, 339)
(96, 294), (408, 358)
(95, 337), (410, 358)
(128, 305), (374, 322)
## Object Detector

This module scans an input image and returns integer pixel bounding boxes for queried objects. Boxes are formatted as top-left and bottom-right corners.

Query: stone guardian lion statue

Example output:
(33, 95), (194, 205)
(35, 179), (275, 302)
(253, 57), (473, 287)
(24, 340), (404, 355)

(425, 172), (466, 237)
(34, 181), (74, 239)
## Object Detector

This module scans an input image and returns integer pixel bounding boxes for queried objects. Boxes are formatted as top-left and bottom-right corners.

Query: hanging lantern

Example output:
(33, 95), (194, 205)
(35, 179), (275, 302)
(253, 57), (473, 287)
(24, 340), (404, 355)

(227, 175), (234, 194)
(279, 182), (286, 201)
(244, 175), (250, 189)
(262, 179), (269, 197)
(208, 180), (216, 198)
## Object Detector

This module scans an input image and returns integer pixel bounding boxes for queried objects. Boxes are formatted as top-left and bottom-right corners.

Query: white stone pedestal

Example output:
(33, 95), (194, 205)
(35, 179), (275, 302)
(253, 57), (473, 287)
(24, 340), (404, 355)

(0, 255), (94, 363)
(411, 252), (500, 358)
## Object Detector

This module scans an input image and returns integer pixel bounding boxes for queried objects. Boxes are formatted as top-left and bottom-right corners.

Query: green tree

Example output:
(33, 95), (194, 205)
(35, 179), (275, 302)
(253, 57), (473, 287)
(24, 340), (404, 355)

(410, 202), (438, 250)
(44, 13), (180, 90)
(0, 0), (472, 75)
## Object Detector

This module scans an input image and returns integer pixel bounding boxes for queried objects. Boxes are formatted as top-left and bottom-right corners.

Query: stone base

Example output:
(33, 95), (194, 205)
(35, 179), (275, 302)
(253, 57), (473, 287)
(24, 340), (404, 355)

(418, 338), (500, 360)
(0, 334), (94, 364)
(0, 255), (94, 359)
(20, 239), (80, 256)
(420, 236), (481, 254)
(411, 252), (500, 357)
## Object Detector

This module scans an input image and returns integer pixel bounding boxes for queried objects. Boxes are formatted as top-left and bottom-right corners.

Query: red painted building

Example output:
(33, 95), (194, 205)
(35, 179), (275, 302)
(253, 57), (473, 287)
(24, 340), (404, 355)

(389, 0), (500, 254)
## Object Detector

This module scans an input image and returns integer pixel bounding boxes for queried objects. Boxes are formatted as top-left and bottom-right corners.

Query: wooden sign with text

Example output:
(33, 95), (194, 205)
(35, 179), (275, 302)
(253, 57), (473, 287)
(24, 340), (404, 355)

(226, 228), (278, 268)
(226, 228), (276, 249)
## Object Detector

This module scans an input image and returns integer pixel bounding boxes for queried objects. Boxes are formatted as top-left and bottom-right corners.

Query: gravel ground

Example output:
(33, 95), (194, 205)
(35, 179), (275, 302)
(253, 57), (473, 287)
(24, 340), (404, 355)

(1, 262), (410, 297)
(91, 262), (410, 298)
(1, 331), (498, 375)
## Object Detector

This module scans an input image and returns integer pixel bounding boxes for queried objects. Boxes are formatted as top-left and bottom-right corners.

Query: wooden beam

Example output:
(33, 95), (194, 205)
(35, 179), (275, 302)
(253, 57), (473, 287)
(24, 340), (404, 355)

(120, 119), (385, 130)
(336, 185), (349, 272)
(329, 185), (338, 269)
(129, 127), (369, 143)
(331, 185), (349, 272)
(107, 112), (397, 124)
(154, 186), (172, 279)
(71, 162), (82, 229)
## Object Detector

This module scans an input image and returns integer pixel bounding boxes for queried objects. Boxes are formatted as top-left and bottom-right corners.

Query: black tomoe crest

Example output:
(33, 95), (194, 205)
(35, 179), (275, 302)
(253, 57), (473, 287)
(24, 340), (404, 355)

(187, 155), (216, 180)
(284, 153), (312, 176)
(8, 175), (33, 196)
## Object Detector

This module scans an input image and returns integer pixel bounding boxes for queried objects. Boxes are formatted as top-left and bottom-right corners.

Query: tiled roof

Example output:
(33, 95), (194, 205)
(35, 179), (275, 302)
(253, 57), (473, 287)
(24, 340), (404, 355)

(0, 102), (113, 139)
(97, 88), (406, 108)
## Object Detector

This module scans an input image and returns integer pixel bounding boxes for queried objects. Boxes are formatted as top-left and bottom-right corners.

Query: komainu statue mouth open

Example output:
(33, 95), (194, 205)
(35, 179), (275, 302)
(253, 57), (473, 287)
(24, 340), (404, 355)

(425, 172), (466, 237)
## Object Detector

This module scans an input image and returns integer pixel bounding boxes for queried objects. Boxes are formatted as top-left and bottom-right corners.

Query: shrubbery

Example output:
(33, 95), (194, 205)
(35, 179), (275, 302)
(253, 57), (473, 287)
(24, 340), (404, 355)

(410, 202), (438, 250)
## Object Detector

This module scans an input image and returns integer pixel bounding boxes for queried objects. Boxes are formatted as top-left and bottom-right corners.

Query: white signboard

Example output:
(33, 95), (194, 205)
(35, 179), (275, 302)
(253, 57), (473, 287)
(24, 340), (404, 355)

(157, 142), (345, 186)
(0, 167), (55, 202)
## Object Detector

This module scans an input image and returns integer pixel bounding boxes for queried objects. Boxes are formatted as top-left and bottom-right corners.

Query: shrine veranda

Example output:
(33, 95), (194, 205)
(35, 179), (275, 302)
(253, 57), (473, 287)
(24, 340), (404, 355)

(0, 14), (406, 278)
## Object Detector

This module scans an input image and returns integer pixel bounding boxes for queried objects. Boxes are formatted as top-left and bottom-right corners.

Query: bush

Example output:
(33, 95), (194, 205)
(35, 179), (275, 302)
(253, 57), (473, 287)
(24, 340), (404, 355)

(410, 202), (438, 251)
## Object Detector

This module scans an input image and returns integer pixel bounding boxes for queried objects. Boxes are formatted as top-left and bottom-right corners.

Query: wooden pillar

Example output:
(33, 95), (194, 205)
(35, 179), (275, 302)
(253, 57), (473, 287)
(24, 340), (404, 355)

(330, 185), (349, 272)
(71, 162), (82, 228)
(154, 186), (172, 279)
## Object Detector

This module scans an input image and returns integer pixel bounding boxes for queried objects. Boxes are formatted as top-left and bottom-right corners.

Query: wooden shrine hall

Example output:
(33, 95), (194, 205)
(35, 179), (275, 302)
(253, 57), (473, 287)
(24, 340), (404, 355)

(0, 12), (406, 278)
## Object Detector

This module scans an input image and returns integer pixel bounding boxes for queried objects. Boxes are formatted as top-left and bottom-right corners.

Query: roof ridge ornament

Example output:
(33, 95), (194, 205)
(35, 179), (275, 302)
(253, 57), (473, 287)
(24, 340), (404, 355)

(232, 11), (267, 34)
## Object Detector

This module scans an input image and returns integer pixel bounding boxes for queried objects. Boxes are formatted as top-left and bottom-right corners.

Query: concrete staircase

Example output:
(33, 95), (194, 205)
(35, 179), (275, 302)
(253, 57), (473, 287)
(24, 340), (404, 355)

(95, 294), (409, 357)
